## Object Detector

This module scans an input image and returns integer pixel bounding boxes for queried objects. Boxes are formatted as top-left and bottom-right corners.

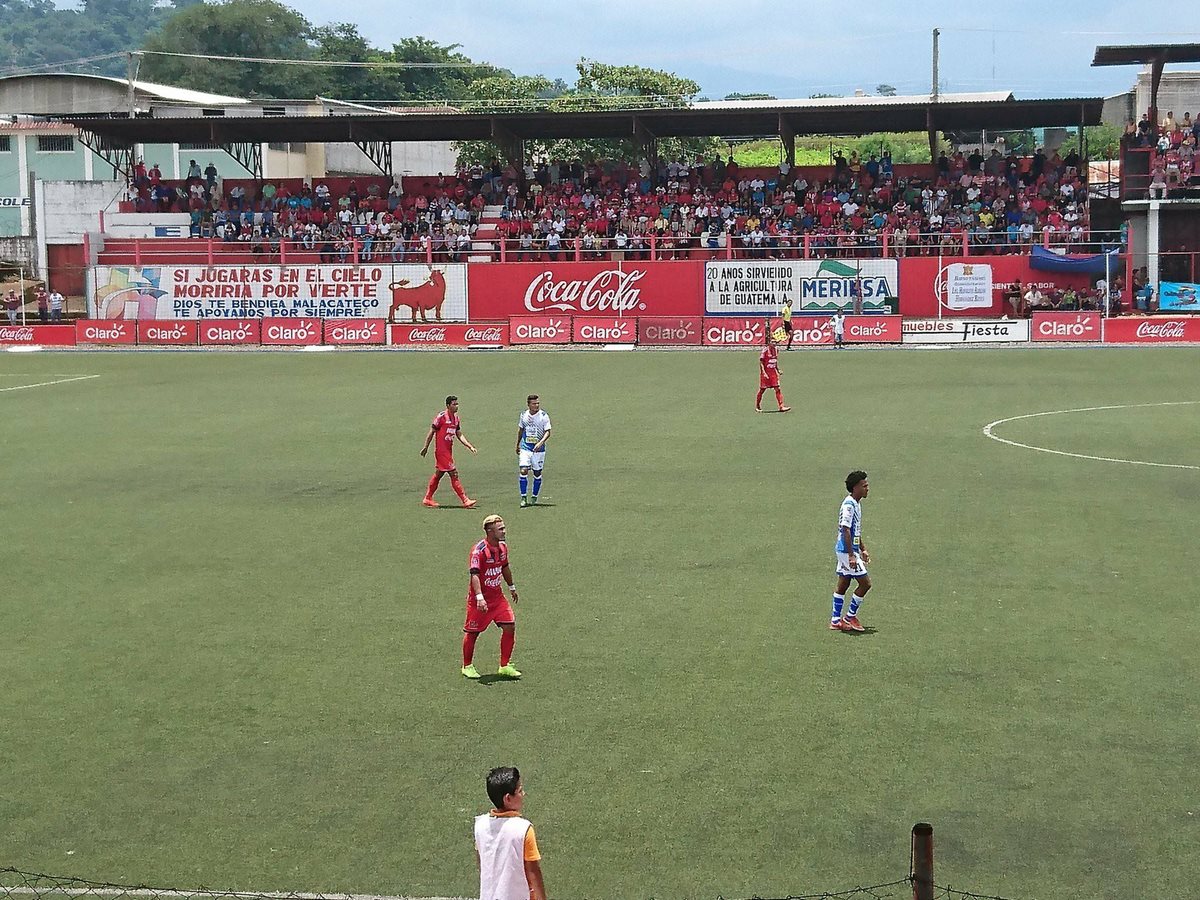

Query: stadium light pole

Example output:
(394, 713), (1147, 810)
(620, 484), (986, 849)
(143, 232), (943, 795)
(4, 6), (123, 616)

(931, 29), (940, 102)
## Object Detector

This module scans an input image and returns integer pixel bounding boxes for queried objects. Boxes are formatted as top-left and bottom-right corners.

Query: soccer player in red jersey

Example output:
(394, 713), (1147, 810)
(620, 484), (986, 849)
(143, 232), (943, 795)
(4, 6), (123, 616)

(756, 323), (791, 413)
(420, 395), (478, 508)
(462, 514), (521, 679)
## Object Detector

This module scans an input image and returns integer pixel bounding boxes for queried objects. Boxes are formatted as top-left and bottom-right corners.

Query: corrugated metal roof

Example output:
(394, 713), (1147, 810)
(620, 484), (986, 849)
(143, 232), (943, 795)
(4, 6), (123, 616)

(694, 91), (1014, 110)
(1093, 44), (1200, 67)
(0, 72), (248, 106)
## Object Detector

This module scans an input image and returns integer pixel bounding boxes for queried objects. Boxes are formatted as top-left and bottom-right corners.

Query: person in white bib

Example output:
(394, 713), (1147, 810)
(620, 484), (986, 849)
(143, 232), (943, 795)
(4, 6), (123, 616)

(475, 766), (547, 900)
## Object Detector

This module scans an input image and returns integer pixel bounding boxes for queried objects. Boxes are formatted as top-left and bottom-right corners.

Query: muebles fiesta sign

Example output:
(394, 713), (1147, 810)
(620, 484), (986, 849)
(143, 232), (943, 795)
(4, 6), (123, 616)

(704, 259), (898, 315)
(90, 265), (467, 320)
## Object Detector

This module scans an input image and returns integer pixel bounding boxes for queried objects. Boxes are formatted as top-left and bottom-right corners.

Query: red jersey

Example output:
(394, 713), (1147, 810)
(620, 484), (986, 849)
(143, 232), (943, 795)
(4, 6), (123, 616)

(468, 539), (509, 605)
(759, 345), (780, 386)
(431, 409), (461, 470)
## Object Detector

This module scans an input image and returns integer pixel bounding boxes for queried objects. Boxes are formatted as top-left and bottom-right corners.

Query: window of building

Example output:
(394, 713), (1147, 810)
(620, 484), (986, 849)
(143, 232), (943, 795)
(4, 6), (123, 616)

(179, 142), (222, 150)
(262, 107), (286, 117)
(268, 142), (288, 152)
(37, 135), (75, 153)
(0, 135), (11, 152)
(201, 108), (225, 117)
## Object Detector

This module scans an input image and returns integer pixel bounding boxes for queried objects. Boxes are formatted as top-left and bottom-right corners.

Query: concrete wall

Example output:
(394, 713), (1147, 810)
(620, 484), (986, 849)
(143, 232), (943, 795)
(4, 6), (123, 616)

(324, 140), (457, 177)
(1134, 70), (1200, 122)
(0, 235), (35, 269)
(40, 181), (124, 242)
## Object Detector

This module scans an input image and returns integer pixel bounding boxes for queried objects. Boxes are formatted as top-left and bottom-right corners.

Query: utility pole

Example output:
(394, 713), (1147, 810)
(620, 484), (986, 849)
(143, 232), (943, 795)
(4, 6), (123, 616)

(126, 51), (137, 118)
(931, 28), (940, 101)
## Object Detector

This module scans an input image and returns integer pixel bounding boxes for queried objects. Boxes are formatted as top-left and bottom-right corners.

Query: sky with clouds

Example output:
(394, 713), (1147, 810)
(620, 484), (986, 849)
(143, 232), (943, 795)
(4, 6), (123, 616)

(285, 0), (1199, 101)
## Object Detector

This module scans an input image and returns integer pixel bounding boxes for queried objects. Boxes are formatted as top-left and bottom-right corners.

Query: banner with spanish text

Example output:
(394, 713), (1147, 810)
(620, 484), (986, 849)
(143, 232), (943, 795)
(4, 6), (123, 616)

(89, 264), (468, 321)
(704, 259), (898, 316)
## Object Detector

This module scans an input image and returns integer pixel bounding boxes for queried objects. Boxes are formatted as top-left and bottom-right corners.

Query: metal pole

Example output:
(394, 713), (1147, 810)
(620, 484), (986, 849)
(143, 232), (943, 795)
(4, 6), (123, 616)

(19, 266), (26, 326)
(911, 823), (934, 900)
(931, 29), (940, 101)
(1104, 247), (1111, 317)
(127, 52), (136, 118)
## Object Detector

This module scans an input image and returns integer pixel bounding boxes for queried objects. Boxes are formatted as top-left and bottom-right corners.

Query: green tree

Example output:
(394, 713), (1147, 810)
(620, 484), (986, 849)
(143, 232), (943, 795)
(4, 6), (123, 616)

(724, 92), (776, 101)
(876, 83), (897, 96)
(373, 36), (499, 104)
(140, 0), (321, 98)
(0, 0), (170, 77)
(311, 23), (390, 101)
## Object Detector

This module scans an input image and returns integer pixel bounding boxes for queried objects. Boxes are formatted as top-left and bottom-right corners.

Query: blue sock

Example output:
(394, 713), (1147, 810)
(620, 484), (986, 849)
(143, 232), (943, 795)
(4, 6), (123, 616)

(831, 593), (845, 620)
(848, 594), (863, 616)
(532, 476), (542, 497)
(519, 474), (528, 496)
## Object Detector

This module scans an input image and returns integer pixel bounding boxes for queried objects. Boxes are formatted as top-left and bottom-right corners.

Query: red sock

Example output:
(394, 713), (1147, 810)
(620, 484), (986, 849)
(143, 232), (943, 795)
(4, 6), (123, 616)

(499, 628), (515, 666)
(774, 388), (785, 408)
(449, 473), (469, 502)
(755, 388), (766, 409)
(426, 472), (442, 499)
(462, 631), (479, 666)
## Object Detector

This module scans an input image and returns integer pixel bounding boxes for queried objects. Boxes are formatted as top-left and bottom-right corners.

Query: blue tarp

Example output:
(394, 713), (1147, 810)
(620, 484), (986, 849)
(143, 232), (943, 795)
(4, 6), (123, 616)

(1029, 244), (1122, 276)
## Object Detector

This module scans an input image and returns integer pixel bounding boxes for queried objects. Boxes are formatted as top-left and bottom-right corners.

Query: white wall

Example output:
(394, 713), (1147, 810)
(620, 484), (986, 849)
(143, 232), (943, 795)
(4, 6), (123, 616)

(323, 140), (457, 177)
(34, 179), (124, 276)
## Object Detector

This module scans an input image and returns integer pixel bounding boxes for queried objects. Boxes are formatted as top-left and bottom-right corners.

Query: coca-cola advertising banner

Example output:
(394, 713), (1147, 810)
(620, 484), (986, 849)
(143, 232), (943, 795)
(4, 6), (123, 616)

(137, 320), (198, 345)
(199, 318), (262, 345)
(324, 318), (386, 345)
(390, 323), (509, 347)
(0, 325), (76, 346)
(1031, 312), (1102, 342)
(638, 317), (704, 346)
(704, 259), (898, 315)
(1102, 317), (1200, 343)
(510, 316), (573, 344)
(572, 317), (636, 344)
(90, 264), (468, 321)
(75, 320), (136, 344)
(899, 256), (1090, 317)
(467, 262), (704, 320)
(261, 317), (323, 346)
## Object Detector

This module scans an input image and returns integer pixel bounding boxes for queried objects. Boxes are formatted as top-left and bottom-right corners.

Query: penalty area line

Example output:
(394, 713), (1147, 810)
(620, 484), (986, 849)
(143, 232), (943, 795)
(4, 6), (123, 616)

(0, 374), (101, 393)
(982, 400), (1200, 471)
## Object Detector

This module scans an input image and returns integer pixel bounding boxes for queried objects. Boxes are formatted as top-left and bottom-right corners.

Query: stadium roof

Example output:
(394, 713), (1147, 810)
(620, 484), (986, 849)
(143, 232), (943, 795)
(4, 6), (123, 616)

(0, 73), (248, 116)
(60, 91), (1103, 146)
(1092, 43), (1200, 67)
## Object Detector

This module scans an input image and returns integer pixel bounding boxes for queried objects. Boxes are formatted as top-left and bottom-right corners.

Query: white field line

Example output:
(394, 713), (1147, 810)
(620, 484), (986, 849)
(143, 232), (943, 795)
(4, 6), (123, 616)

(0, 375), (100, 393)
(982, 401), (1200, 471)
(1, 888), (469, 900)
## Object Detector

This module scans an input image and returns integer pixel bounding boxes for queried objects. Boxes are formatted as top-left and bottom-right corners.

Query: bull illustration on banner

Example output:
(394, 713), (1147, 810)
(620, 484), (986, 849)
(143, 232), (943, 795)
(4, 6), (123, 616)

(388, 269), (447, 322)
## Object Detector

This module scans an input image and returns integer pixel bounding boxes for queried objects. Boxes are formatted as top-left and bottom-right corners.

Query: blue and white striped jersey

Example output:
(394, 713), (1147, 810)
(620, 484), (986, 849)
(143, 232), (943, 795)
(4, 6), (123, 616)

(835, 495), (862, 552)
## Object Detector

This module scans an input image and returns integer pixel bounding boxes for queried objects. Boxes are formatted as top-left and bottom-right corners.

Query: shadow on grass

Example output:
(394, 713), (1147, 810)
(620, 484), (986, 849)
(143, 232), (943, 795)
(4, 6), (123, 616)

(836, 626), (880, 637)
(476, 674), (523, 686)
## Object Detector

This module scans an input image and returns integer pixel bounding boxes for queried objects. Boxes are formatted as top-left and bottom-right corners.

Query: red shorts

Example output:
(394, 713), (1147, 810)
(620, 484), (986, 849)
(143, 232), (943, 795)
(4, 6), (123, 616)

(434, 453), (456, 473)
(463, 596), (515, 633)
(760, 375), (780, 388)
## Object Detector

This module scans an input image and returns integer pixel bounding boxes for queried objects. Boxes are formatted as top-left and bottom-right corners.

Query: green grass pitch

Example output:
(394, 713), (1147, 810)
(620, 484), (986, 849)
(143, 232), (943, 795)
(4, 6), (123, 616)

(2, 347), (1199, 900)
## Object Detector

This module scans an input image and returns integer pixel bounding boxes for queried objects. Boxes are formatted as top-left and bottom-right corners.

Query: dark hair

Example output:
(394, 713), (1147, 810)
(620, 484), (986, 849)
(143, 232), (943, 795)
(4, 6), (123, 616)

(846, 470), (868, 492)
(446, 395), (458, 406)
(527, 394), (539, 403)
(486, 766), (521, 809)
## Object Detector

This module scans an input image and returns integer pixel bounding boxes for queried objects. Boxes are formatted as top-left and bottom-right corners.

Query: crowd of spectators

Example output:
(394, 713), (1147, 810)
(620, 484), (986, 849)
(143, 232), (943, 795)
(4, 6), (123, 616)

(1126, 110), (1200, 199)
(125, 144), (1099, 261)
(486, 147), (1094, 259)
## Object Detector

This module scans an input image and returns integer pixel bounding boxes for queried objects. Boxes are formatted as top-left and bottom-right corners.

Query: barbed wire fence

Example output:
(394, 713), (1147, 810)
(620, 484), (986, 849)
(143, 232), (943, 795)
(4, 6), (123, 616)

(0, 868), (1024, 900)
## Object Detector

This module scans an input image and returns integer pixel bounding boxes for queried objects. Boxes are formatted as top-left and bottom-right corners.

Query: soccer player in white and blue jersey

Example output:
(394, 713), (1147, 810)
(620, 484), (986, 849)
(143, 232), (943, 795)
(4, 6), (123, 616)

(831, 470), (872, 632)
(515, 394), (552, 508)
